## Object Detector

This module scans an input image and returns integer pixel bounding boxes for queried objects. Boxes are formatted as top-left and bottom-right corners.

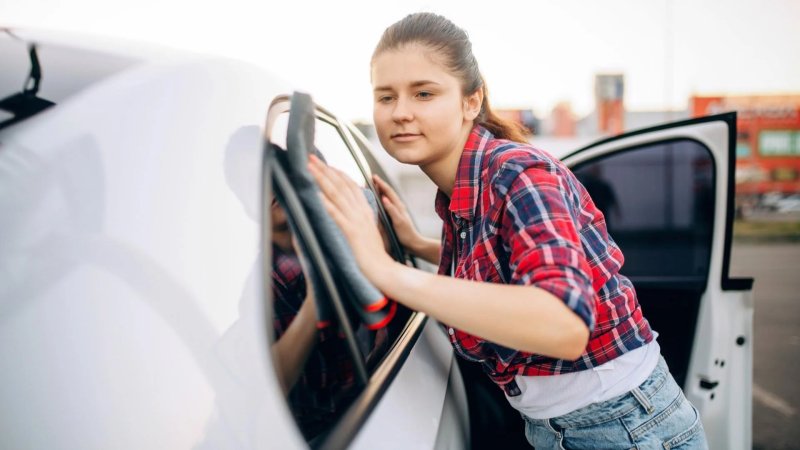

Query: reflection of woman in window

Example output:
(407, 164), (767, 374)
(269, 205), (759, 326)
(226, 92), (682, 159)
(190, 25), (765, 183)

(269, 199), (357, 440)
(269, 198), (319, 393)
(310, 13), (707, 449)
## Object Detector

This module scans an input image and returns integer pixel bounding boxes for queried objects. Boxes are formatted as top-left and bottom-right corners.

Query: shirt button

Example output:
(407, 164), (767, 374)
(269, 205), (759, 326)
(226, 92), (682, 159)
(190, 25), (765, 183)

(448, 328), (455, 336)
(459, 231), (466, 239)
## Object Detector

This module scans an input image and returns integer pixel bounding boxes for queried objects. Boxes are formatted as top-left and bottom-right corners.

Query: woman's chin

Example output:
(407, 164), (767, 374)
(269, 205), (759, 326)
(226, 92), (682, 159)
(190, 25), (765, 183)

(386, 148), (428, 165)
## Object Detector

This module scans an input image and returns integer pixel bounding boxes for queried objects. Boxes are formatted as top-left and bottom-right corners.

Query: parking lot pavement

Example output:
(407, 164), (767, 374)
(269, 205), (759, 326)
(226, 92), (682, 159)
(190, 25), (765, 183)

(730, 242), (800, 450)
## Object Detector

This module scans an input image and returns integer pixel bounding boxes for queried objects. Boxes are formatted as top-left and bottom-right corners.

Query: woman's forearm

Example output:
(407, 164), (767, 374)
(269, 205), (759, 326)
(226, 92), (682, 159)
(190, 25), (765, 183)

(271, 298), (318, 393)
(373, 260), (589, 360)
(408, 236), (441, 265)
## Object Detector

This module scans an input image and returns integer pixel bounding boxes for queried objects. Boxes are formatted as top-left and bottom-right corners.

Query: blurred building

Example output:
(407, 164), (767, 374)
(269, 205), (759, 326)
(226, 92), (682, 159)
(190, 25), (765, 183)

(550, 102), (576, 137)
(692, 94), (800, 209)
(576, 74), (689, 137)
(595, 74), (625, 135)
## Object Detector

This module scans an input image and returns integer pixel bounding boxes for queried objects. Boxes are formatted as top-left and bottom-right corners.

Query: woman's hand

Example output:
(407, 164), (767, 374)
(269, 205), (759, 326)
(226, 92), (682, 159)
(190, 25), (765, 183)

(372, 175), (441, 264)
(308, 155), (395, 282)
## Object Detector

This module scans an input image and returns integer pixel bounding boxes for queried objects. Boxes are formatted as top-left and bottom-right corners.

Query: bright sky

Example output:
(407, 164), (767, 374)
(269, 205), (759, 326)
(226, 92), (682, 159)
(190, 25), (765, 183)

(3, 0), (799, 122)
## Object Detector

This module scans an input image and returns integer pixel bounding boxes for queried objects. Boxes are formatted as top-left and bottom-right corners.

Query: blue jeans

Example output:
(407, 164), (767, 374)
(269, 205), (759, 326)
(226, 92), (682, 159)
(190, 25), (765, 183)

(521, 357), (708, 449)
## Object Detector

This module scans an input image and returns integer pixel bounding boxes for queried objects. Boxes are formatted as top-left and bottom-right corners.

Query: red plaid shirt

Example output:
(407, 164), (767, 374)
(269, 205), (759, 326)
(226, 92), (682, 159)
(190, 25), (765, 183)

(435, 125), (653, 394)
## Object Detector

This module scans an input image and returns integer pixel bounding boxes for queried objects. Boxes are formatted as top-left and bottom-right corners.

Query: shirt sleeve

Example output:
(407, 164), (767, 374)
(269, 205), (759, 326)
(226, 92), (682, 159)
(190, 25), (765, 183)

(496, 162), (596, 333)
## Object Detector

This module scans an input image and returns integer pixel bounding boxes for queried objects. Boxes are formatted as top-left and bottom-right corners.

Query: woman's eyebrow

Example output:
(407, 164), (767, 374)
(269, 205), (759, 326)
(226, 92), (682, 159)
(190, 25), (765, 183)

(374, 80), (441, 92)
(409, 80), (440, 88)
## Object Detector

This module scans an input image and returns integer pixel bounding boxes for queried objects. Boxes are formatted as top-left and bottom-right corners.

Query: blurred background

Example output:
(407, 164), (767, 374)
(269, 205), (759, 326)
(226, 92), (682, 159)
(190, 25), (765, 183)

(2, 0), (798, 448)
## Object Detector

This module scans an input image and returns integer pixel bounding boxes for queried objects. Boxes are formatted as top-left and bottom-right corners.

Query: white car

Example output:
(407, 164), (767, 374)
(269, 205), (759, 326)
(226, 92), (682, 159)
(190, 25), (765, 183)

(0, 29), (753, 449)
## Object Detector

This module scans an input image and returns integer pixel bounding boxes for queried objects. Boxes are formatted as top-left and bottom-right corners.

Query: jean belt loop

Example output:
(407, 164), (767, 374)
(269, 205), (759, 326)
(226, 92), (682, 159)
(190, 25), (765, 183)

(630, 386), (656, 415)
(543, 419), (563, 439)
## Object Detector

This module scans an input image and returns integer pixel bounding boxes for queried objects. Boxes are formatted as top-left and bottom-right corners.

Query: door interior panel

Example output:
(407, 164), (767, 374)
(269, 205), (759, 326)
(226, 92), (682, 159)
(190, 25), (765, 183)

(456, 357), (529, 450)
(630, 283), (704, 388)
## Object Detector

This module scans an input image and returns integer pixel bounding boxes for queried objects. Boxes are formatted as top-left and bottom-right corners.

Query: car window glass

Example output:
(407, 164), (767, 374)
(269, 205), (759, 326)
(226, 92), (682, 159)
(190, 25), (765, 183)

(270, 113), (366, 186)
(573, 140), (715, 279)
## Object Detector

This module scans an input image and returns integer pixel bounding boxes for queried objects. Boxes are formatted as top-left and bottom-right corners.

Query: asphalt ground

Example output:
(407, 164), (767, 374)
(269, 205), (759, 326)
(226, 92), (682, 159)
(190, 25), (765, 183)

(730, 242), (800, 450)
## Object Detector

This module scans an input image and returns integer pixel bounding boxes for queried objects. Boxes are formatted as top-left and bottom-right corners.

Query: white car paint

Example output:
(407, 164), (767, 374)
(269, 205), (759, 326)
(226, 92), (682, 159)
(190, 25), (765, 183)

(1, 48), (304, 448)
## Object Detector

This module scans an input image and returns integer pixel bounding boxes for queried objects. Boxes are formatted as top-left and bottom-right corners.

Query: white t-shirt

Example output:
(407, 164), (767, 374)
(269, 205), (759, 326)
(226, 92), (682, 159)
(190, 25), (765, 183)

(506, 337), (661, 419)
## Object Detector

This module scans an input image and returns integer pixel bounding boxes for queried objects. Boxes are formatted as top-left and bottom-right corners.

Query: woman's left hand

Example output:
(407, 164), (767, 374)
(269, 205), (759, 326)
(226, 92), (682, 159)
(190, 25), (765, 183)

(307, 155), (395, 283)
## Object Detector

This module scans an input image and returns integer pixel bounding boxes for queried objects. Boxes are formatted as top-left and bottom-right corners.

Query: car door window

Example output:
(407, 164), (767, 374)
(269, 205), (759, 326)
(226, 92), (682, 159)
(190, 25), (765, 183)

(573, 139), (715, 283)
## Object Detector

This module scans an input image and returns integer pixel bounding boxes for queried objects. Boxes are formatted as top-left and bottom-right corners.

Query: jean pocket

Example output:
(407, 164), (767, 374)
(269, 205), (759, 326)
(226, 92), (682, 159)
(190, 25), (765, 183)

(662, 405), (706, 450)
(629, 390), (684, 440)
(522, 416), (568, 450)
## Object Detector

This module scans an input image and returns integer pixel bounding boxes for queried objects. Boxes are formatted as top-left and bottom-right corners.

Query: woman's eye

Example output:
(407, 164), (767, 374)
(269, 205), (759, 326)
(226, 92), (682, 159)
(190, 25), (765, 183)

(416, 91), (433, 100)
(377, 96), (394, 103)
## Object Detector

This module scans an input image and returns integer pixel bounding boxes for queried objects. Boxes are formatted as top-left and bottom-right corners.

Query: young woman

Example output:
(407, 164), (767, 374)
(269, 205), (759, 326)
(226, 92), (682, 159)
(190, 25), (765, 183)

(309, 12), (708, 449)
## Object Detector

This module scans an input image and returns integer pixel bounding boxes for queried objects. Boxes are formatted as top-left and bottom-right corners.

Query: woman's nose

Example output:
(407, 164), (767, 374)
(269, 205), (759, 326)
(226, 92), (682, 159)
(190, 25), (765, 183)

(391, 97), (413, 122)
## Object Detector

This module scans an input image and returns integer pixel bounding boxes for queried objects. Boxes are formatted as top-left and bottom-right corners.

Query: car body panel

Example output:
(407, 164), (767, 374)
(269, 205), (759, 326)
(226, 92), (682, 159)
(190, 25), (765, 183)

(1, 40), (304, 449)
(349, 320), (465, 450)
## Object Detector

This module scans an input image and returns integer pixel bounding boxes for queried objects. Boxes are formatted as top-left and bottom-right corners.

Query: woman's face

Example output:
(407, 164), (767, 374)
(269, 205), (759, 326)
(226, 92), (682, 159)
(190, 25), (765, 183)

(371, 43), (481, 168)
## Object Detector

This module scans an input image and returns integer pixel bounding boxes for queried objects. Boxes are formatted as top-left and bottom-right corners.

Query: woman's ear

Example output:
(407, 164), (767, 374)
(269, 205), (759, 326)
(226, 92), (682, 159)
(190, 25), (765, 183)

(463, 88), (484, 121)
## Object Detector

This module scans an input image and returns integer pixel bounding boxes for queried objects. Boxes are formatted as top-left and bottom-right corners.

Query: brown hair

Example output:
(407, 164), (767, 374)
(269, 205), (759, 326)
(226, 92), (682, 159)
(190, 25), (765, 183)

(372, 12), (529, 143)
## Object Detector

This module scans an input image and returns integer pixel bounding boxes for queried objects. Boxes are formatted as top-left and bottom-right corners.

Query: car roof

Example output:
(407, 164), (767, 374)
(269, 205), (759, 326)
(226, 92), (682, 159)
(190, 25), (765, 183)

(0, 28), (258, 129)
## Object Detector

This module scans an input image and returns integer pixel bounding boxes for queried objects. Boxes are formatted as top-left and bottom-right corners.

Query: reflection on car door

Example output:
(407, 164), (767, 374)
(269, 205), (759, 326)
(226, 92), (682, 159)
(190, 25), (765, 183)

(562, 112), (754, 450)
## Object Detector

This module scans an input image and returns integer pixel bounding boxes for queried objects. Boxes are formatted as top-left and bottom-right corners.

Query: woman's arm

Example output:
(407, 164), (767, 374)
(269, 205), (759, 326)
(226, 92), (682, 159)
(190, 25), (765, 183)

(374, 260), (588, 360)
(310, 156), (588, 360)
(271, 290), (318, 393)
(271, 237), (319, 394)
(406, 236), (441, 265)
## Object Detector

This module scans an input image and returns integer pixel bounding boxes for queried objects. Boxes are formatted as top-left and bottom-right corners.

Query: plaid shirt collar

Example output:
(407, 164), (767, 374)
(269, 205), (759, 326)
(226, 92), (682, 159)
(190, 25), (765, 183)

(434, 125), (494, 223)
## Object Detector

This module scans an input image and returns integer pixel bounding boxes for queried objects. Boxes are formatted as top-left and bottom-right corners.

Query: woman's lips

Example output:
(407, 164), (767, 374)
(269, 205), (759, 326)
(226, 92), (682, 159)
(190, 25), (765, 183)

(391, 133), (422, 143)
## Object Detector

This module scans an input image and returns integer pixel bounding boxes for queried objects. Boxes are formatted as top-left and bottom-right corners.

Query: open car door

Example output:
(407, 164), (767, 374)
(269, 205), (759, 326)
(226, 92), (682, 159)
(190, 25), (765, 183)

(561, 112), (754, 450)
